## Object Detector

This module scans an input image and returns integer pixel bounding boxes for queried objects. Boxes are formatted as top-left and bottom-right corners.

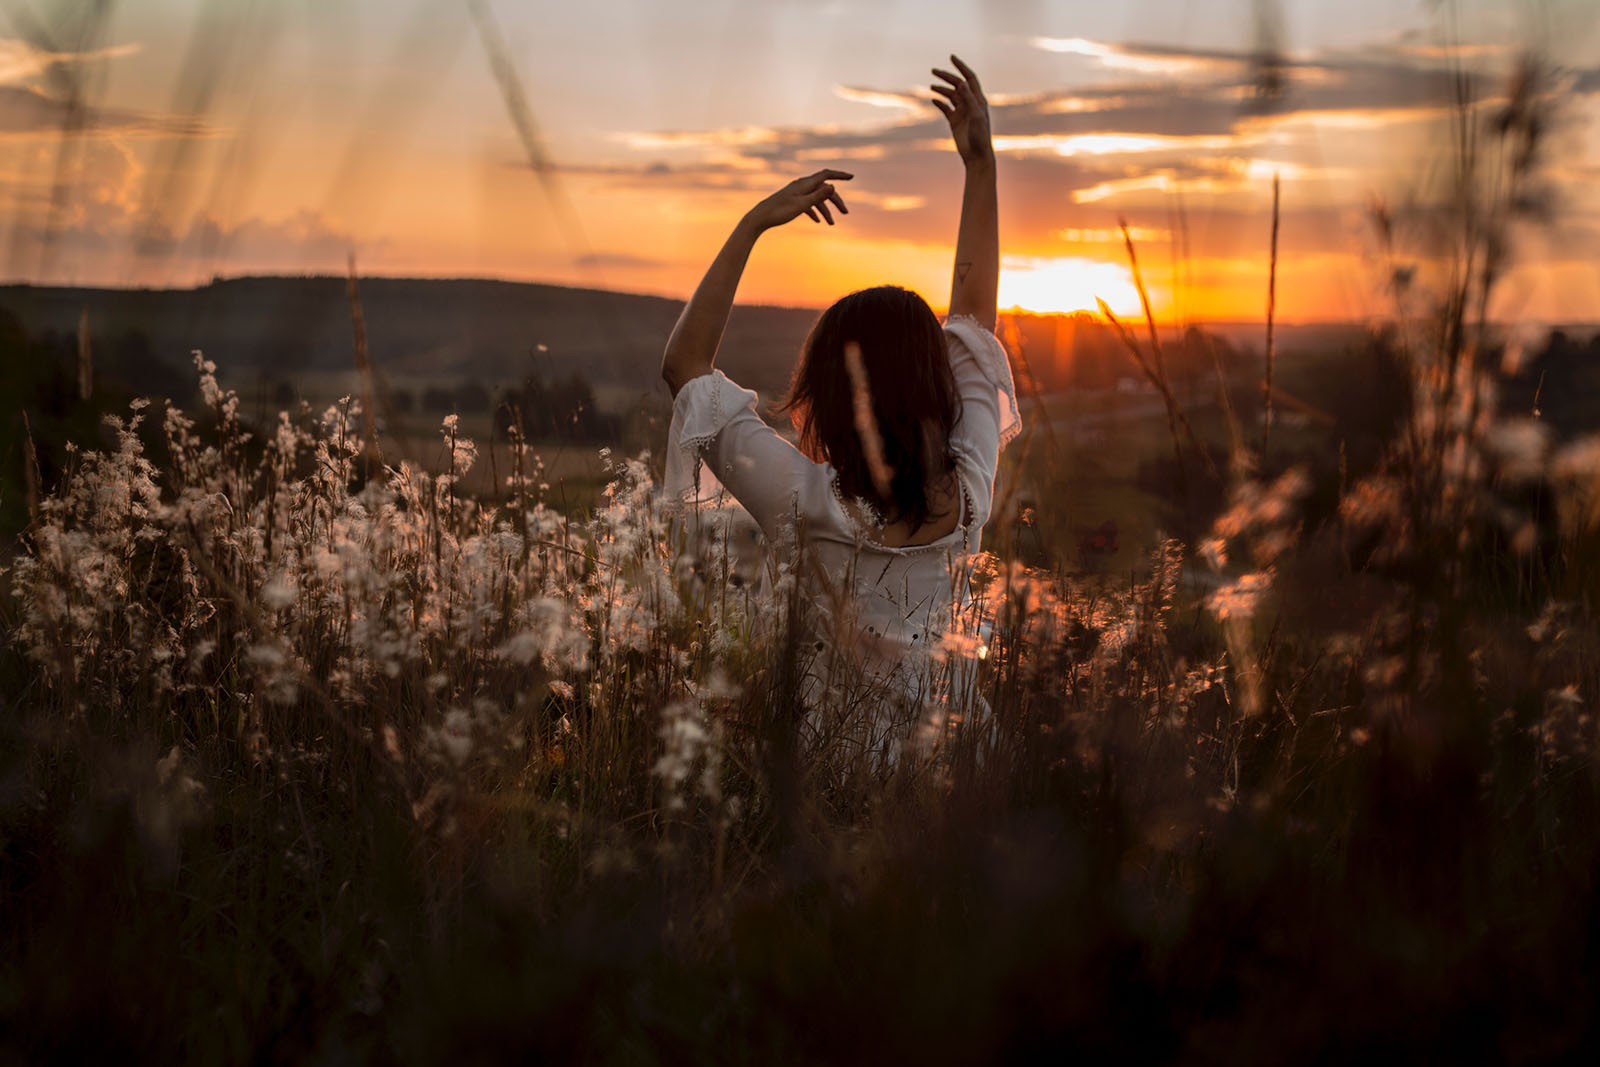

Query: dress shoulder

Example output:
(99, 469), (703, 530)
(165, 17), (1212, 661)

(942, 316), (1020, 530)
(662, 369), (838, 539)
(944, 315), (1021, 451)
(663, 370), (761, 504)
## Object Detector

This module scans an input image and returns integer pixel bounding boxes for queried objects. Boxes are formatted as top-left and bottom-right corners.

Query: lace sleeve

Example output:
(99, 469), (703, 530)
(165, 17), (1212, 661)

(663, 370), (761, 504)
(944, 314), (1020, 450)
(942, 316), (1021, 531)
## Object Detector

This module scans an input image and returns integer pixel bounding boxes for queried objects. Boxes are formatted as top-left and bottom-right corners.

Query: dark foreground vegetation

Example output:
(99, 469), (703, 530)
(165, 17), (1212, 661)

(4, 286), (1600, 1061)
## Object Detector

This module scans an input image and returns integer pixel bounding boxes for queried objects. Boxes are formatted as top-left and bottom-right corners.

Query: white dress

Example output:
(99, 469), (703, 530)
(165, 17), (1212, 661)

(663, 315), (1020, 708)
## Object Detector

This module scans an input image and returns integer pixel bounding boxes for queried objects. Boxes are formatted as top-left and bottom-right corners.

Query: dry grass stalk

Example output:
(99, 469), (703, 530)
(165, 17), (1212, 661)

(466, 0), (581, 249)
(1261, 173), (1280, 460)
(1121, 219), (1167, 380)
(346, 253), (383, 479)
(76, 307), (92, 402)
(21, 408), (40, 526)
(1114, 220), (1222, 486)
(1097, 299), (1221, 486)
(842, 341), (895, 501)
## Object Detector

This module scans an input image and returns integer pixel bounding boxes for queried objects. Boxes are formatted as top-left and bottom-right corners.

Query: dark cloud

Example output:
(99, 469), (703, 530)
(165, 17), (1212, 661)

(6, 209), (365, 283)
(0, 85), (210, 138)
(615, 40), (1597, 179)
(734, 54), (1505, 169)
(548, 158), (780, 194)
(574, 251), (666, 270)
(573, 37), (1599, 284)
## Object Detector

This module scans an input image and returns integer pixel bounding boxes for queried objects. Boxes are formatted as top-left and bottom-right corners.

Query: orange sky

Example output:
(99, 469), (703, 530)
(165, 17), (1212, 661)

(1, 1), (1598, 324)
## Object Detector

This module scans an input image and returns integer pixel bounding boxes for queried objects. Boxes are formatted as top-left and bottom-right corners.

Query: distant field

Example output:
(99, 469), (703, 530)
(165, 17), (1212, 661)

(242, 329), (1358, 549)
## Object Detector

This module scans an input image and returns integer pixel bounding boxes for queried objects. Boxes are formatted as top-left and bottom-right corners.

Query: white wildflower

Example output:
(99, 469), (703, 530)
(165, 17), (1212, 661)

(1206, 571), (1274, 621)
(246, 642), (287, 669)
(653, 700), (713, 811)
(262, 575), (296, 610)
(496, 631), (543, 666)
(1485, 419), (1550, 484)
(1551, 434), (1600, 481)
(1547, 685), (1582, 709)
(428, 707), (474, 765)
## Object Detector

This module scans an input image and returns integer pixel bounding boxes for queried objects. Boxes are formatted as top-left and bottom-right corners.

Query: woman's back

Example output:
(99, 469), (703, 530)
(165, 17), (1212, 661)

(664, 315), (1019, 691)
(844, 475), (961, 548)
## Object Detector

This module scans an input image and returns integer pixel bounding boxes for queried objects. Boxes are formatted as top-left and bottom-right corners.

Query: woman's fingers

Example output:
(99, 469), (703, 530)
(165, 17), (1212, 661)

(776, 171), (850, 225)
(805, 169), (854, 186)
(811, 183), (845, 224)
(932, 72), (977, 116)
(933, 63), (984, 109)
(950, 54), (983, 96)
(792, 169), (851, 189)
(931, 83), (964, 126)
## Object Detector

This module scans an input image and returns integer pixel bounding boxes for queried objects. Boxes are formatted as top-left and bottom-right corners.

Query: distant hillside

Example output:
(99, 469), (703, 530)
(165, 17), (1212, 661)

(0, 277), (1383, 408)
(0, 276), (820, 401)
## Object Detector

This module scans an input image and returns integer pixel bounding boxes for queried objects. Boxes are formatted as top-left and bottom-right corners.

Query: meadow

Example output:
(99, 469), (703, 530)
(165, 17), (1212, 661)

(5, 60), (1600, 1067)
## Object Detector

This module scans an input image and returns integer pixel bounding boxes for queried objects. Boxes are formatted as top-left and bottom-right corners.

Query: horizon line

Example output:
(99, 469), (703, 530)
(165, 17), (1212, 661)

(3, 272), (1596, 331)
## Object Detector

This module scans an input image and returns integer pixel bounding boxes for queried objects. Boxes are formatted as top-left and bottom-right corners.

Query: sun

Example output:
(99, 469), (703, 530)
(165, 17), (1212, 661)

(998, 255), (1147, 317)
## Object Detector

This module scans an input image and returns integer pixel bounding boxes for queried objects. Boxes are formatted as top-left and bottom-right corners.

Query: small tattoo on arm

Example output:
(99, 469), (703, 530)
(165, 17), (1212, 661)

(956, 261), (973, 283)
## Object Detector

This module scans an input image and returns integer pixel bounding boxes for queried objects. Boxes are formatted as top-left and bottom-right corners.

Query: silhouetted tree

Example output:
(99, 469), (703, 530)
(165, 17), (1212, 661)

(454, 380), (491, 414)
(496, 370), (619, 441)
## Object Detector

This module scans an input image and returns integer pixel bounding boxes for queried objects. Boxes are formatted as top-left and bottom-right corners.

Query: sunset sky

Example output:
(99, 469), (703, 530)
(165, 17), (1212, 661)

(2, 0), (1598, 322)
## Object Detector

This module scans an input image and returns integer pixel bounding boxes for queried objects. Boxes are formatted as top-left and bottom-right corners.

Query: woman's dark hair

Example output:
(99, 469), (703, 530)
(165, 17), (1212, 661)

(782, 285), (959, 533)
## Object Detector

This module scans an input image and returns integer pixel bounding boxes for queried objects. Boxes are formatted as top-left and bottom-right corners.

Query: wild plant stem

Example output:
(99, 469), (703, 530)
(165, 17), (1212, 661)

(347, 254), (382, 481)
(1119, 219), (1189, 497)
(1098, 302), (1220, 486)
(1261, 173), (1279, 462)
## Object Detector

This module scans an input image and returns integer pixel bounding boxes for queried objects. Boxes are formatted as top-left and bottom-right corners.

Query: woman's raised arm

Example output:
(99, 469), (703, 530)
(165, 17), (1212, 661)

(660, 170), (852, 398)
(931, 55), (997, 332)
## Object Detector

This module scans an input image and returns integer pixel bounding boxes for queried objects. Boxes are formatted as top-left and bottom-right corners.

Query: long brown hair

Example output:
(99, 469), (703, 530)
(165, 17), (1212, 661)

(782, 286), (959, 533)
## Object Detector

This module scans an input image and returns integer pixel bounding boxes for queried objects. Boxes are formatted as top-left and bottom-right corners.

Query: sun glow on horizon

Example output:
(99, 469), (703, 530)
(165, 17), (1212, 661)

(998, 256), (1148, 317)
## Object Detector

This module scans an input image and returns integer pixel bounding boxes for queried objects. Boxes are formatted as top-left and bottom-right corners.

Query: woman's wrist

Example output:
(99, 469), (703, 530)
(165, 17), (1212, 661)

(963, 149), (996, 173)
(735, 211), (771, 240)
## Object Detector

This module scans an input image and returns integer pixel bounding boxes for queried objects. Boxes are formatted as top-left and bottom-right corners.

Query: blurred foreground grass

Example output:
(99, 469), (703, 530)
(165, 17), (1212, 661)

(3, 304), (1599, 1062)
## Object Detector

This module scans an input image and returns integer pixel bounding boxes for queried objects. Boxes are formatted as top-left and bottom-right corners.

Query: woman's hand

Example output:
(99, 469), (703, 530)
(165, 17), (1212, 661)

(663, 170), (851, 396)
(938, 54), (998, 329)
(743, 169), (853, 232)
(931, 55), (992, 167)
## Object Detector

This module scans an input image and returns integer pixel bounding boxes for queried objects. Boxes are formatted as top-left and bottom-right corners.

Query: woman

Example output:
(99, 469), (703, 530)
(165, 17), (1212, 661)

(660, 56), (1017, 717)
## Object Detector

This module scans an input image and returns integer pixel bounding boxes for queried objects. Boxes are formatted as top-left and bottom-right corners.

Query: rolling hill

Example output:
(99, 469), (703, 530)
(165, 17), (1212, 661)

(0, 275), (1404, 413)
(0, 276), (820, 404)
